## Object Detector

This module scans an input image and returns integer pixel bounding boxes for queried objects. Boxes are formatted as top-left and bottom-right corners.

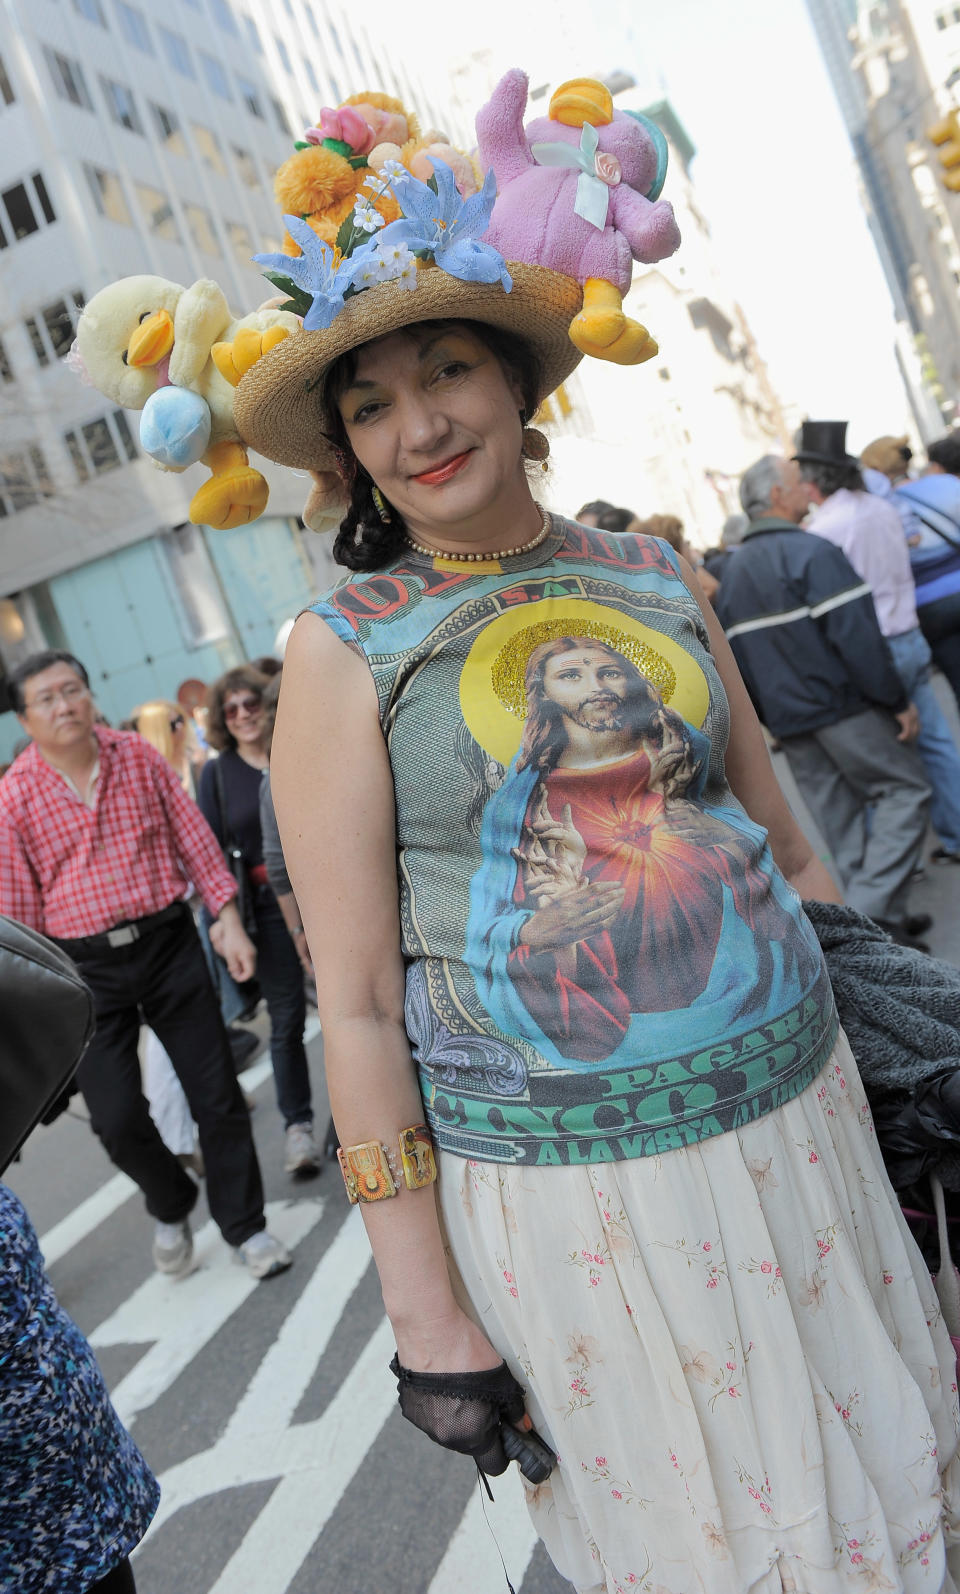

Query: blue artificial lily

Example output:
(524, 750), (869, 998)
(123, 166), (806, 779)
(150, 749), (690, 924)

(253, 215), (363, 331)
(375, 162), (512, 290)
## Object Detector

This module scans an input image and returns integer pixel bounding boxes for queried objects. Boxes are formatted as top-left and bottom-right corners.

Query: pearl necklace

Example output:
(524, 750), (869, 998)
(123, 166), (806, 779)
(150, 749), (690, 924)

(405, 507), (551, 563)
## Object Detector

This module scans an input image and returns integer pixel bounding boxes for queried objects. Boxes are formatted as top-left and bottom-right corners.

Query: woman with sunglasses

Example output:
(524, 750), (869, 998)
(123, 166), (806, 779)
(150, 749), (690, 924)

(199, 667), (318, 1178)
(132, 699), (207, 798)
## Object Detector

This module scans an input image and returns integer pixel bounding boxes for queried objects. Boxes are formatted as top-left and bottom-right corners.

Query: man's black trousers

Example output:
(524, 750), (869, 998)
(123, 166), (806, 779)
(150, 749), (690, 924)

(66, 907), (265, 1247)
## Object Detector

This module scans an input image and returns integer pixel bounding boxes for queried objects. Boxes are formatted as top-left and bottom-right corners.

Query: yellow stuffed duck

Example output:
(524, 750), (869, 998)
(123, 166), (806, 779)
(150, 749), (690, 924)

(75, 276), (297, 529)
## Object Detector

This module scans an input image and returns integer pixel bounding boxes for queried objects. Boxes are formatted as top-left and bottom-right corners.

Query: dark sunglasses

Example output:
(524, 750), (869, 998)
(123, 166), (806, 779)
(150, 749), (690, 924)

(224, 694), (262, 721)
(169, 715), (185, 732)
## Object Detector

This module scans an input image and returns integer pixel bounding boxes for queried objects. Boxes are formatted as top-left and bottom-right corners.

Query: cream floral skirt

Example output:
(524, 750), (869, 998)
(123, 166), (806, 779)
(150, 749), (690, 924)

(438, 1031), (960, 1594)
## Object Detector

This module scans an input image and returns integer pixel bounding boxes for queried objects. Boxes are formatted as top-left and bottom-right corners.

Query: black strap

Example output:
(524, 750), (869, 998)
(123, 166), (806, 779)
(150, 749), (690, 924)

(212, 755), (241, 853)
(895, 488), (960, 551)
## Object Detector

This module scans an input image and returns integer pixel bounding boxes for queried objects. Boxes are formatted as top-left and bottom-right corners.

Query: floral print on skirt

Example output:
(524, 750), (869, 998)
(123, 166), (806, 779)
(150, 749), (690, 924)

(438, 1031), (960, 1594)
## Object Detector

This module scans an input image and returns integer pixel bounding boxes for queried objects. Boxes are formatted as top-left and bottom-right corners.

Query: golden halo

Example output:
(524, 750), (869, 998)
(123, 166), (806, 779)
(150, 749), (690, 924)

(491, 617), (677, 718)
(459, 598), (710, 766)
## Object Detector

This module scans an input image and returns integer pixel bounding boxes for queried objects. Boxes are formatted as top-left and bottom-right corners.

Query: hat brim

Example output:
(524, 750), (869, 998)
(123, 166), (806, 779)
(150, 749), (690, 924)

(792, 450), (861, 467)
(233, 262), (584, 473)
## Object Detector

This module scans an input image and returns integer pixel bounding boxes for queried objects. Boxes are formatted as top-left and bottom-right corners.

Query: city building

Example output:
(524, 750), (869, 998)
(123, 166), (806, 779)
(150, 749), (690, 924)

(0, 4), (792, 758)
(805, 0), (958, 437)
(0, 0), (447, 757)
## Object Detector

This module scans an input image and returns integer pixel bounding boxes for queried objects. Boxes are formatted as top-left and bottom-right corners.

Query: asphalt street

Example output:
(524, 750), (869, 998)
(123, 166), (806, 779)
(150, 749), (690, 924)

(6, 678), (960, 1594)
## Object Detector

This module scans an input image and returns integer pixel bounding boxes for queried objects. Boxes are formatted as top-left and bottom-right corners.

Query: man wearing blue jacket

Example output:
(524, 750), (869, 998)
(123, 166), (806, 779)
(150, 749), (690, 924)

(715, 454), (930, 949)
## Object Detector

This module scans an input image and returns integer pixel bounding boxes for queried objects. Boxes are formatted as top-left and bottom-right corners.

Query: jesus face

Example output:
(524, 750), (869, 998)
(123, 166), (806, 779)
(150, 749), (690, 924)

(540, 648), (630, 734)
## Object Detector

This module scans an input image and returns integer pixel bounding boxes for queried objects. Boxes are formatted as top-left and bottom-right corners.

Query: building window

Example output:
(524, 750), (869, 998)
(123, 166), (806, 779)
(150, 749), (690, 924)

(208, 0), (237, 32)
(24, 292), (84, 366)
(274, 36), (291, 72)
(84, 164), (132, 225)
(226, 220), (253, 265)
(303, 57), (318, 91)
(0, 448), (54, 514)
(231, 145), (261, 188)
(32, 174), (56, 225)
(25, 318), (48, 366)
(64, 410), (135, 482)
(242, 14), (262, 51)
(271, 96), (291, 135)
(184, 203), (221, 255)
(135, 181), (180, 240)
(303, 2), (317, 32)
(0, 339), (12, 383)
(44, 46), (93, 109)
(0, 54), (14, 105)
(328, 20), (343, 56)
(114, 411), (138, 460)
(192, 124), (226, 175)
(157, 26), (195, 78)
(72, 0), (106, 23)
(101, 76), (143, 133)
(237, 75), (264, 118)
(150, 101), (186, 154)
(115, 1), (153, 52)
(199, 51), (231, 100)
(1, 176), (55, 242)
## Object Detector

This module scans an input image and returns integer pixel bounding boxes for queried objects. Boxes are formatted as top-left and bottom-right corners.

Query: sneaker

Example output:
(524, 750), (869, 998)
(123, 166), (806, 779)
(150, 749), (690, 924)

(931, 847), (960, 865)
(234, 1229), (292, 1280)
(153, 1219), (195, 1279)
(284, 1121), (320, 1178)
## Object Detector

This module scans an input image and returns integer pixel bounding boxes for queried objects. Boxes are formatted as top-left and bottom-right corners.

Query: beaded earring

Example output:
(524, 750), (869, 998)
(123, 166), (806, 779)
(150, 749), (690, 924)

(371, 485), (392, 524)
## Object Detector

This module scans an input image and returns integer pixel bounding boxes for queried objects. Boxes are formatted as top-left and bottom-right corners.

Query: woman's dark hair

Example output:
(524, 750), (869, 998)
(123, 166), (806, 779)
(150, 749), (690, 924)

(595, 506), (638, 536)
(797, 460), (865, 497)
(576, 499), (615, 523)
(205, 664), (270, 752)
(927, 433), (960, 476)
(322, 319), (544, 573)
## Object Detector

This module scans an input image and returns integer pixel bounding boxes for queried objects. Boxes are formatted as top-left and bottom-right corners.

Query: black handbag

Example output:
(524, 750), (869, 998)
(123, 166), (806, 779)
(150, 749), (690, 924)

(0, 915), (95, 1176)
(205, 757), (260, 1023)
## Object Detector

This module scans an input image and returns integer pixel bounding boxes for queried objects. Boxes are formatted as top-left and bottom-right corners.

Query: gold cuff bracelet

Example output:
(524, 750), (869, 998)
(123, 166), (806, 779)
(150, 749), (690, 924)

(338, 1123), (438, 1204)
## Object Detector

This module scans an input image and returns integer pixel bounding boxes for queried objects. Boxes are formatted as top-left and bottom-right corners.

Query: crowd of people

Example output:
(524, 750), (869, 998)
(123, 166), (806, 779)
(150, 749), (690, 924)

(577, 417), (960, 953)
(0, 647), (327, 1289)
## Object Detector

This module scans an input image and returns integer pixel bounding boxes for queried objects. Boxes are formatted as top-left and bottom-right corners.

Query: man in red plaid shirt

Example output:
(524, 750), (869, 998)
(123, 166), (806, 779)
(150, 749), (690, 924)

(0, 651), (292, 1281)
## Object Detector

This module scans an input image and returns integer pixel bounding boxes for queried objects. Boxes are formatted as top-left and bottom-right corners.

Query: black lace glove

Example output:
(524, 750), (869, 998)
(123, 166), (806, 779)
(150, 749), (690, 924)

(389, 1355), (555, 1481)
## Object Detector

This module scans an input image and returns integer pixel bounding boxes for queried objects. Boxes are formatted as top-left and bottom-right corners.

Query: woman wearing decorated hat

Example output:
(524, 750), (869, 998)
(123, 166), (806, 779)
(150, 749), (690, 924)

(243, 74), (960, 1594)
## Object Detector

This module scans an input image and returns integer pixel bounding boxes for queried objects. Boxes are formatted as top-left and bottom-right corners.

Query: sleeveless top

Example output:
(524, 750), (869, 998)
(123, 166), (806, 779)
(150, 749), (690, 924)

(310, 518), (837, 1168)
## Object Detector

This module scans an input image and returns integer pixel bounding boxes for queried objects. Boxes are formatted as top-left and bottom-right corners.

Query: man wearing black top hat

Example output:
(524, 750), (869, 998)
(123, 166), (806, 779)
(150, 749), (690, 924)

(716, 444), (931, 950)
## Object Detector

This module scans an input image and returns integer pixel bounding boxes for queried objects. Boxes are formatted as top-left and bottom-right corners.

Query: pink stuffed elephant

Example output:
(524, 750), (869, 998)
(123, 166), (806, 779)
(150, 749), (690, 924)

(477, 70), (681, 364)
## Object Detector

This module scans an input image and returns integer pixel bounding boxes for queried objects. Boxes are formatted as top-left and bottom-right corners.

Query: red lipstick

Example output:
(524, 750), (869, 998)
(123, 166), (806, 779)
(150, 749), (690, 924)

(412, 451), (472, 485)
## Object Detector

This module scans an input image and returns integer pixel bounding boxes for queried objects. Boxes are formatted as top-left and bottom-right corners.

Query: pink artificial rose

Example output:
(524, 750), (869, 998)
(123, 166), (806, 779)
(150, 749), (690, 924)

(594, 151), (621, 186)
(317, 105), (375, 156)
(760, 1260), (772, 1274)
(595, 1456), (607, 1467)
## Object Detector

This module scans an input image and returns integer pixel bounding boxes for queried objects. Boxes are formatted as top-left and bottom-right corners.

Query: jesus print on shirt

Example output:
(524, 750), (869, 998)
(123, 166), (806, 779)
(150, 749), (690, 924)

(466, 635), (823, 1070)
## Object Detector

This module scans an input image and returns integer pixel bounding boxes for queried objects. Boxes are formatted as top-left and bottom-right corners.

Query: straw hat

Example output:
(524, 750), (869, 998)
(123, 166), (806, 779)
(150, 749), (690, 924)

(234, 259), (583, 473)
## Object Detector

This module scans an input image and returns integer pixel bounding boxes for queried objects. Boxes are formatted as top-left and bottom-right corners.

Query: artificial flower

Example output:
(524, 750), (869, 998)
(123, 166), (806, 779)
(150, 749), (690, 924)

(374, 161), (512, 289)
(253, 215), (361, 330)
(353, 201), (384, 234)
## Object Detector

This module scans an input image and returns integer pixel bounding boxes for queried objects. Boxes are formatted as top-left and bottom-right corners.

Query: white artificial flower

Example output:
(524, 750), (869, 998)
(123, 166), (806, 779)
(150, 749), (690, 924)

(396, 259), (418, 289)
(362, 173), (389, 196)
(378, 240), (412, 268)
(353, 202), (383, 234)
(381, 158), (409, 184)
